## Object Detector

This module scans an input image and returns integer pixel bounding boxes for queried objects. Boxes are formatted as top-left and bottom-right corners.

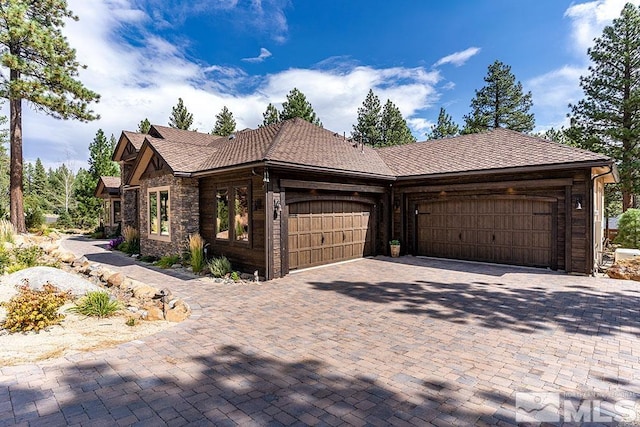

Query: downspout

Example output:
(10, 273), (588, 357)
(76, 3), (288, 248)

(590, 164), (614, 275)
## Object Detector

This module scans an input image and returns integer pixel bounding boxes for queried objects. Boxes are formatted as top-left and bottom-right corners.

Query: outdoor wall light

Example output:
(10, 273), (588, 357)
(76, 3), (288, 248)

(575, 196), (583, 211)
(273, 200), (282, 219)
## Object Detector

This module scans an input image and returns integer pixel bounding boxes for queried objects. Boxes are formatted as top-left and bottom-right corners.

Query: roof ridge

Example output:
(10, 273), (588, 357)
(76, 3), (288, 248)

(263, 121), (288, 160)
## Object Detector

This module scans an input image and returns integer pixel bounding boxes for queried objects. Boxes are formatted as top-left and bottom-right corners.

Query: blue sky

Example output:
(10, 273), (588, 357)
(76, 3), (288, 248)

(12, 0), (640, 170)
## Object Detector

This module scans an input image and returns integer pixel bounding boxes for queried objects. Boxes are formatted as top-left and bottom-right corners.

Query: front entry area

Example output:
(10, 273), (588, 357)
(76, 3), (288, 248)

(416, 197), (555, 268)
(288, 200), (374, 270)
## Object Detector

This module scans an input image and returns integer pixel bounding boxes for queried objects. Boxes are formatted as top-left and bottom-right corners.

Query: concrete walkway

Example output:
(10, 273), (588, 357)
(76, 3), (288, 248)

(1, 236), (639, 426)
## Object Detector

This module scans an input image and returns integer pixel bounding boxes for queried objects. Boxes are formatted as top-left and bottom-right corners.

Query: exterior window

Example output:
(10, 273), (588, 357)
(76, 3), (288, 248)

(235, 186), (249, 242)
(216, 189), (229, 239)
(148, 187), (170, 239)
(104, 200), (110, 226)
(113, 200), (121, 225)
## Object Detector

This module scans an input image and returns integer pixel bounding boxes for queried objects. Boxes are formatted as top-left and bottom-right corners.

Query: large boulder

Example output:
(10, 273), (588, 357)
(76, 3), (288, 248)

(1, 266), (102, 297)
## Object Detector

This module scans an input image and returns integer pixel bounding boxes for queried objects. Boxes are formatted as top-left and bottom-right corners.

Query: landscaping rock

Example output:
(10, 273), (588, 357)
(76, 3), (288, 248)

(125, 278), (158, 299)
(165, 299), (190, 322)
(1, 266), (102, 297)
(607, 258), (640, 281)
(107, 272), (125, 288)
(143, 304), (164, 321)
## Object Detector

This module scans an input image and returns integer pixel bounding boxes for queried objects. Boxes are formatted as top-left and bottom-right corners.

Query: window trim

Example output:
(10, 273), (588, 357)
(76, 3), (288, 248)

(215, 181), (251, 246)
(148, 185), (171, 242)
(111, 199), (122, 226)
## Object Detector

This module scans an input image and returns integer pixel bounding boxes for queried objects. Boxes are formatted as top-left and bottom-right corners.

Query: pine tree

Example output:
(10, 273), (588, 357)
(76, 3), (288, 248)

(568, 3), (640, 211)
(380, 100), (416, 147)
(137, 118), (151, 134)
(23, 162), (33, 196)
(426, 107), (460, 140)
(32, 158), (47, 198)
(168, 98), (194, 130)
(462, 60), (534, 134)
(352, 89), (382, 146)
(280, 88), (322, 126)
(0, 2), (100, 232)
(88, 130), (119, 181)
(212, 106), (236, 136)
(262, 103), (280, 126)
(0, 115), (9, 217)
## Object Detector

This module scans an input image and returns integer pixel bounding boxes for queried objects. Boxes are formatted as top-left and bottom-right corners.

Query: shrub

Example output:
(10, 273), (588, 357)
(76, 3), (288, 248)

(0, 219), (15, 243)
(615, 208), (640, 249)
(24, 197), (45, 230)
(13, 246), (44, 268)
(208, 256), (232, 278)
(55, 210), (74, 230)
(1, 283), (71, 333)
(189, 233), (205, 273)
(67, 291), (122, 318)
(155, 254), (180, 269)
(139, 255), (158, 263)
(230, 271), (240, 281)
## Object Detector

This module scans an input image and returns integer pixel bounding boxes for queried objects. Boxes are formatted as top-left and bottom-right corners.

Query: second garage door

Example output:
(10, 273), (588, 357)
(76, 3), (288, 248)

(416, 197), (554, 268)
(288, 200), (373, 270)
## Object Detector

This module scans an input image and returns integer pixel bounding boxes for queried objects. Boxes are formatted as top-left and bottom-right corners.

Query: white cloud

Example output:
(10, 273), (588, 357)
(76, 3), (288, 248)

(242, 48), (273, 63)
(434, 47), (481, 67)
(17, 0), (442, 168)
(564, 0), (640, 54)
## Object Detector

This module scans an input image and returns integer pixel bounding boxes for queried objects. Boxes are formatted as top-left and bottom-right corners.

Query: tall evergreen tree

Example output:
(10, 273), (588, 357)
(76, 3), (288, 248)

(88, 130), (119, 181)
(462, 60), (534, 134)
(0, 1), (100, 232)
(32, 158), (46, 197)
(137, 118), (151, 133)
(280, 88), (322, 126)
(352, 89), (382, 146)
(261, 103), (280, 126)
(0, 115), (9, 217)
(212, 106), (236, 136)
(568, 3), (640, 211)
(22, 161), (33, 196)
(380, 100), (416, 147)
(168, 98), (193, 130)
(426, 107), (460, 140)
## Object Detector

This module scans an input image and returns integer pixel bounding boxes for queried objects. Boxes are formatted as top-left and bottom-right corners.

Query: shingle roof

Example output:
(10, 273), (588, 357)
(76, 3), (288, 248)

(194, 118), (395, 177)
(149, 125), (225, 146)
(377, 128), (612, 177)
(122, 131), (146, 150)
(101, 176), (121, 190)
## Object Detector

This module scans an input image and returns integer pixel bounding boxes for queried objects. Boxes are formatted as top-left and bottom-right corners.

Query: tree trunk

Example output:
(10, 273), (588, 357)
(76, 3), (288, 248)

(9, 72), (26, 233)
(622, 191), (633, 212)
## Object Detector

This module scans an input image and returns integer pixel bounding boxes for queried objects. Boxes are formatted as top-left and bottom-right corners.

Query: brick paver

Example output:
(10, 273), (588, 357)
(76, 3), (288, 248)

(1, 236), (639, 425)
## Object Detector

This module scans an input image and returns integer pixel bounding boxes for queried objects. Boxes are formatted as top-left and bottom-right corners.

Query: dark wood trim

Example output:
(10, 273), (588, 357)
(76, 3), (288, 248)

(565, 185), (572, 272)
(398, 178), (574, 194)
(285, 193), (378, 205)
(280, 179), (386, 194)
(551, 202), (558, 270)
(281, 191), (289, 276)
(265, 184), (273, 280)
(413, 194), (559, 207)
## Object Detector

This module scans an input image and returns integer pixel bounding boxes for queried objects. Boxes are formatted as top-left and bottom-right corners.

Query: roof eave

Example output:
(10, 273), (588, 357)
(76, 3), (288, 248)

(393, 159), (614, 181)
(265, 160), (396, 181)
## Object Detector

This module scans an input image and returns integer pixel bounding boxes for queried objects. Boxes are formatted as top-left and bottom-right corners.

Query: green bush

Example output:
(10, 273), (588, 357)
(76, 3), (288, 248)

(55, 210), (74, 229)
(67, 291), (121, 318)
(155, 254), (180, 269)
(208, 256), (232, 278)
(1, 283), (71, 332)
(24, 205), (44, 230)
(615, 208), (640, 249)
(13, 246), (44, 268)
(230, 271), (240, 281)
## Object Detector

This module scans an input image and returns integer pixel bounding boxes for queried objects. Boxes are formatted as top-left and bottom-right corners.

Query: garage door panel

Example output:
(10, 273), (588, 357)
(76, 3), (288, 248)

(288, 200), (373, 270)
(417, 198), (553, 268)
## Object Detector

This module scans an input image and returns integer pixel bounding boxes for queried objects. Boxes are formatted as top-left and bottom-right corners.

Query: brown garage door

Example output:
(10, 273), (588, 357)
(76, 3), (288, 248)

(416, 198), (553, 268)
(288, 200), (373, 270)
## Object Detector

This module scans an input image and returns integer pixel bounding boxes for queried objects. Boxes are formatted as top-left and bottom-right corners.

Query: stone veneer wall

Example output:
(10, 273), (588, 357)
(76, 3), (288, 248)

(139, 173), (199, 257)
(122, 188), (138, 229)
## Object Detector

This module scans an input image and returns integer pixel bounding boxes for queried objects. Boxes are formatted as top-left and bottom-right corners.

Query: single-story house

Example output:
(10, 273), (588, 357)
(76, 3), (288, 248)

(94, 175), (122, 236)
(110, 118), (617, 279)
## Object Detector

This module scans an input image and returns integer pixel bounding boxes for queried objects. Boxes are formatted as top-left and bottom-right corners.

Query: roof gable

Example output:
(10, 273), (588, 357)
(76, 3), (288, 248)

(94, 176), (121, 197)
(113, 131), (146, 162)
(377, 128), (612, 177)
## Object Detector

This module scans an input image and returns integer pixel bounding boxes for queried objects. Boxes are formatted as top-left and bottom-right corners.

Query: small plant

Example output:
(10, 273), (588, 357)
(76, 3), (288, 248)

(122, 225), (140, 254)
(125, 317), (137, 327)
(615, 208), (640, 249)
(208, 255), (232, 278)
(389, 239), (400, 246)
(1, 283), (71, 333)
(13, 246), (44, 268)
(67, 291), (122, 318)
(109, 236), (124, 250)
(189, 233), (205, 273)
(155, 254), (181, 269)
(139, 255), (158, 263)
(230, 271), (240, 281)
(0, 219), (15, 243)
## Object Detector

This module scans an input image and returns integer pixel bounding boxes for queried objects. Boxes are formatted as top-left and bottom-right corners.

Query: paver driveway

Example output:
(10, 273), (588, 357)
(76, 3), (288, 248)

(1, 237), (639, 426)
